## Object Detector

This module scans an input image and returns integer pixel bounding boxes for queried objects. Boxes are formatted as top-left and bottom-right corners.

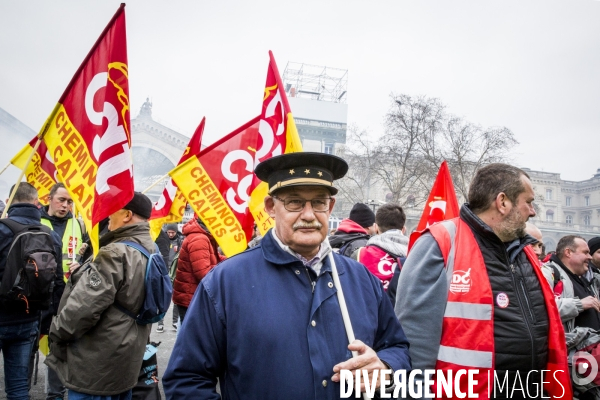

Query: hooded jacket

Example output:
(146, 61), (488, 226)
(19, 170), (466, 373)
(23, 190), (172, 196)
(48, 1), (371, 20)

(354, 229), (408, 303)
(45, 222), (153, 395)
(172, 219), (220, 308)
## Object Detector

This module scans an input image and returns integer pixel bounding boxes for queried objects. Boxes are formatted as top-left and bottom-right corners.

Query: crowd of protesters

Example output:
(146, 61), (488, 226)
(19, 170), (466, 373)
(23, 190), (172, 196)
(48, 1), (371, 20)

(2, 156), (600, 399)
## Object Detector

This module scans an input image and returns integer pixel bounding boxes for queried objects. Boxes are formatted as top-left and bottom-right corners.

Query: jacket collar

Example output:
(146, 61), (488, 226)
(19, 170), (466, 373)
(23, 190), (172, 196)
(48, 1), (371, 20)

(460, 203), (537, 257)
(99, 222), (150, 247)
(7, 203), (41, 221)
(41, 205), (72, 223)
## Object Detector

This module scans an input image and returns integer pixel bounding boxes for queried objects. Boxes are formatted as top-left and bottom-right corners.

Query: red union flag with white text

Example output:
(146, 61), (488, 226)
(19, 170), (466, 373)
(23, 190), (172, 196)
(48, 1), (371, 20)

(170, 118), (260, 256)
(248, 50), (303, 235)
(40, 4), (132, 254)
(149, 117), (205, 240)
(171, 51), (303, 256)
(408, 160), (460, 251)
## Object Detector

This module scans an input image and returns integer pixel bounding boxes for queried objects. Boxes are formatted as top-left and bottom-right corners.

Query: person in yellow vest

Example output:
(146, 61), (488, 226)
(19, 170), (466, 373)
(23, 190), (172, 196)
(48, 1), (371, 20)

(396, 163), (571, 399)
(39, 182), (87, 400)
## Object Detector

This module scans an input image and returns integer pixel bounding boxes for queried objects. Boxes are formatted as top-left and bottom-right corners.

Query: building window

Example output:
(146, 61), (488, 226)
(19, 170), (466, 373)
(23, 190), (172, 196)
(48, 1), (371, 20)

(585, 196), (590, 206)
(407, 195), (415, 208)
(545, 189), (553, 200)
(566, 196), (571, 207)
(546, 210), (554, 222)
(323, 143), (334, 154)
(584, 215), (591, 226)
(566, 215), (573, 225)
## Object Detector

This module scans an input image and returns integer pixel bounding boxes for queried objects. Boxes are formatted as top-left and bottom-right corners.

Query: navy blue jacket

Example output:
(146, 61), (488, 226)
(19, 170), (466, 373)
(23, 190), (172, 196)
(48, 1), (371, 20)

(163, 230), (411, 399)
(0, 203), (64, 327)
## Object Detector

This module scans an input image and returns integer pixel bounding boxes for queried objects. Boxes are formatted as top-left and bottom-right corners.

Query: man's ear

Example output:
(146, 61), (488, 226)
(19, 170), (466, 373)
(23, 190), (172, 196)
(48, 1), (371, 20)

(265, 196), (276, 218)
(124, 210), (134, 223)
(328, 196), (336, 213)
(402, 226), (406, 235)
(495, 192), (510, 216)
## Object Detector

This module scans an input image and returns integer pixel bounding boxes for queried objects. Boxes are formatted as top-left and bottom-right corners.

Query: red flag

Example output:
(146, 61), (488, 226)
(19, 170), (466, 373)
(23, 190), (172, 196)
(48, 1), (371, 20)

(169, 118), (261, 256)
(408, 161), (459, 251)
(248, 51), (303, 234)
(148, 117), (205, 239)
(40, 4), (132, 254)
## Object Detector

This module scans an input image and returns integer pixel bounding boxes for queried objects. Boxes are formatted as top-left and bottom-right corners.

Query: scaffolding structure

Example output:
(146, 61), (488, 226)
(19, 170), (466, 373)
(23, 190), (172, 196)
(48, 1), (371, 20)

(282, 62), (348, 104)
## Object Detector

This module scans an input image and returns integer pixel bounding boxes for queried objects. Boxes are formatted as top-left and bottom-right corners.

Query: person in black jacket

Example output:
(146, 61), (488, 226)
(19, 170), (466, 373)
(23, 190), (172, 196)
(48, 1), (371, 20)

(396, 163), (569, 398)
(0, 183), (63, 400)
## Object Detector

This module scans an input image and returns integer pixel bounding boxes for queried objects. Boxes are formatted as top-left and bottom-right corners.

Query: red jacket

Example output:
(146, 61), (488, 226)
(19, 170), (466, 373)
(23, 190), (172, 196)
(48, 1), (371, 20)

(173, 219), (220, 307)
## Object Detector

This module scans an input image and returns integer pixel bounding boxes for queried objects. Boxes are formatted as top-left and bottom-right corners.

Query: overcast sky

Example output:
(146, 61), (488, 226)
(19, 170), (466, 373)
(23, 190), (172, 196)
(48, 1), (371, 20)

(1, 0), (598, 181)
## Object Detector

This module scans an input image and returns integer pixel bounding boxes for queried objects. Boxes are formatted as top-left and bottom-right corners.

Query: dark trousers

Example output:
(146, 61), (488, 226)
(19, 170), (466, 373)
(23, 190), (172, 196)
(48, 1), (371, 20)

(176, 305), (188, 323)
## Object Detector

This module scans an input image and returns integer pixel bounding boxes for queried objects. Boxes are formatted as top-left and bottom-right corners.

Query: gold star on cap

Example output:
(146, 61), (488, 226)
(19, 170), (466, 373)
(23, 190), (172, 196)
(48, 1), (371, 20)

(289, 169), (295, 175)
(304, 169), (310, 175)
(317, 171), (323, 177)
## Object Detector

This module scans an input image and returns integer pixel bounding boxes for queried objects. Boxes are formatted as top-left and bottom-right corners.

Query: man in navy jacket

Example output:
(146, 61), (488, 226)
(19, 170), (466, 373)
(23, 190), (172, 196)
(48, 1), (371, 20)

(0, 182), (63, 400)
(163, 153), (411, 399)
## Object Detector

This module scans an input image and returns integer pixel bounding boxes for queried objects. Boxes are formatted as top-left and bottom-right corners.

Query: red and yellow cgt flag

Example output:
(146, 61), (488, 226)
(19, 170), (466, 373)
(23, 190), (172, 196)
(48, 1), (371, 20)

(148, 117), (205, 240)
(408, 160), (460, 252)
(248, 50), (303, 235)
(169, 118), (260, 256)
(11, 136), (58, 204)
(169, 51), (302, 256)
(37, 4), (133, 255)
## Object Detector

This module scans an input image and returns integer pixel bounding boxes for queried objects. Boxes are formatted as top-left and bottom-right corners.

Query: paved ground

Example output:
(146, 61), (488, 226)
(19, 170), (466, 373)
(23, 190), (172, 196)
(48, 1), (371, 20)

(0, 305), (179, 399)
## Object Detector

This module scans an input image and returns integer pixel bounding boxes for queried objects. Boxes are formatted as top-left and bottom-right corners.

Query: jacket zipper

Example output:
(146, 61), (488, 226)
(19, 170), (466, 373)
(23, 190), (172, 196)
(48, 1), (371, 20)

(519, 278), (537, 324)
(508, 260), (537, 370)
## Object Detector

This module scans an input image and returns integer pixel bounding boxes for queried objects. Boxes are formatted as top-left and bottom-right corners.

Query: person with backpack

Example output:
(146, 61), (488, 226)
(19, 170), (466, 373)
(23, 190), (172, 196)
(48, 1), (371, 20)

(352, 203), (408, 306)
(328, 202), (376, 257)
(0, 182), (63, 400)
(45, 192), (156, 399)
(39, 182), (88, 400)
(172, 218), (221, 323)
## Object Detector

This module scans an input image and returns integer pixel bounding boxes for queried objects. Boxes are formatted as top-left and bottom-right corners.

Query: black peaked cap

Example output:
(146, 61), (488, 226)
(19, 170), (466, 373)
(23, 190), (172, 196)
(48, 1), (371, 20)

(254, 152), (348, 195)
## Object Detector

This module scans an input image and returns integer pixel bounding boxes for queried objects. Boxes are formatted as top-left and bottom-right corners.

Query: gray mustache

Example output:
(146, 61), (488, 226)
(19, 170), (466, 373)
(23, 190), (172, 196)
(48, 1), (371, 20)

(293, 222), (323, 230)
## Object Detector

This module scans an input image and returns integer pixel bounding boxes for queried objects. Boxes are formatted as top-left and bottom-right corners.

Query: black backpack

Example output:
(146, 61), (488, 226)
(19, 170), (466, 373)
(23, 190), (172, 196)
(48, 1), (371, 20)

(0, 219), (58, 313)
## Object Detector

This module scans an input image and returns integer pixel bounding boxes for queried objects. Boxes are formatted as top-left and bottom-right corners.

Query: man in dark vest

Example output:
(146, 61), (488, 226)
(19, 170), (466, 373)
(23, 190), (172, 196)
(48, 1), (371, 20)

(396, 163), (570, 399)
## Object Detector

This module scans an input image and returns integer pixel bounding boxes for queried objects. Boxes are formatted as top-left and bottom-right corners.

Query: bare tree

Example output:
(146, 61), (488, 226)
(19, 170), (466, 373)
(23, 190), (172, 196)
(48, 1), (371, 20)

(335, 125), (378, 207)
(337, 93), (518, 209)
(441, 117), (518, 201)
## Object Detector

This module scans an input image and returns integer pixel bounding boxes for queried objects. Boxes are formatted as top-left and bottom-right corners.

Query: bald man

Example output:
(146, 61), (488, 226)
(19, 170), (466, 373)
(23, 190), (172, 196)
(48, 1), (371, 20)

(526, 222), (544, 261)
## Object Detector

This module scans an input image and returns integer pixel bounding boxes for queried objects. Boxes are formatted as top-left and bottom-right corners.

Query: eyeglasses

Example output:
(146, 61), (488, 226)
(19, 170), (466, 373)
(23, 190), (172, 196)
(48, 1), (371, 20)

(273, 196), (332, 212)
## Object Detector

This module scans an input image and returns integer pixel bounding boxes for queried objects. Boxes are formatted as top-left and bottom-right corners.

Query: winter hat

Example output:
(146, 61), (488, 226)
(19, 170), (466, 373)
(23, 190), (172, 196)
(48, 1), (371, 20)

(165, 223), (179, 232)
(349, 203), (375, 228)
(589, 237), (600, 256)
(123, 192), (152, 219)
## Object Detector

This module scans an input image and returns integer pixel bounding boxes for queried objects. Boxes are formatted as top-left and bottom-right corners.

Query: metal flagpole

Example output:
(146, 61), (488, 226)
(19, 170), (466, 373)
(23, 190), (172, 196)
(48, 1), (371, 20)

(329, 252), (371, 400)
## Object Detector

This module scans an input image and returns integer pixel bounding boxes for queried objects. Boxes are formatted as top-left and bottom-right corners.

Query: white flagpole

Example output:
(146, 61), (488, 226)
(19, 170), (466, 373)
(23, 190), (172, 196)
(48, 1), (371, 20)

(329, 252), (371, 400)
(71, 203), (77, 263)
